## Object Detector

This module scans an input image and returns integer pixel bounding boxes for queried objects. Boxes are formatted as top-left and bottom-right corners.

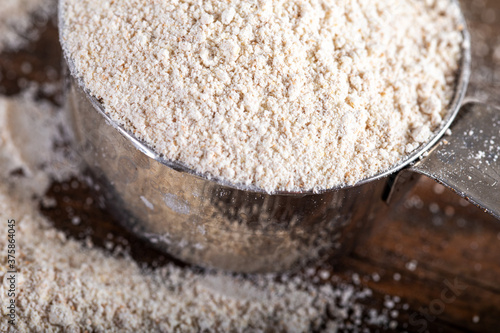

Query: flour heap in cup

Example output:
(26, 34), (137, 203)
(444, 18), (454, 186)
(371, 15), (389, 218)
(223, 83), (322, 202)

(61, 0), (464, 192)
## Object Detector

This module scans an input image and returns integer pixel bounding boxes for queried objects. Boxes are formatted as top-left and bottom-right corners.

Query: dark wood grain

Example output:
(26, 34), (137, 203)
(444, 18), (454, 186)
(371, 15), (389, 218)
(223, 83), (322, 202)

(0, 19), (62, 104)
(1, 1), (499, 332)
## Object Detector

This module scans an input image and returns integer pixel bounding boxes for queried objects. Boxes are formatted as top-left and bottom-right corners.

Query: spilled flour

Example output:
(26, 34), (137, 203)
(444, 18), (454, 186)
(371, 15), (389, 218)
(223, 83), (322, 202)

(61, 0), (464, 192)
(0, 0), (55, 52)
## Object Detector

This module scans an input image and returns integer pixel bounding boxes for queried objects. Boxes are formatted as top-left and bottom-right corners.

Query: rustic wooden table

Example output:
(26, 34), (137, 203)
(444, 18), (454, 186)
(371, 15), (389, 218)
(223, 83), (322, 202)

(1, 1), (499, 332)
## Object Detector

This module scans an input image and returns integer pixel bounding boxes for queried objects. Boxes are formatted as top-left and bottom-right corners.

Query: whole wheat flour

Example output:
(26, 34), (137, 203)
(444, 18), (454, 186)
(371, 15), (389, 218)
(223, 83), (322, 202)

(61, 0), (464, 192)
(0, 0), (55, 52)
(0, 91), (395, 332)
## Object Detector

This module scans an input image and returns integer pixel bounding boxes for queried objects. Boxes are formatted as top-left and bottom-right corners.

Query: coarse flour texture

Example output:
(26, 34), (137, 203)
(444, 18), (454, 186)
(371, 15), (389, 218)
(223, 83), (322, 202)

(62, 0), (463, 192)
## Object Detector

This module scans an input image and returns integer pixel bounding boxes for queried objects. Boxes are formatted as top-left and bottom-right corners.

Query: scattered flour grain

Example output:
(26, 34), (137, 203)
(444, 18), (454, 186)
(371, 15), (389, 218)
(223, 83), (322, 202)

(0, 0), (55, 52)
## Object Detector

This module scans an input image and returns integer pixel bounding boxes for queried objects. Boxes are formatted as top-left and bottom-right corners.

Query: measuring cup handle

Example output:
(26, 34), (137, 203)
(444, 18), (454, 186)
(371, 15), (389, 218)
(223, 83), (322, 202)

(409, 102), (500, 219)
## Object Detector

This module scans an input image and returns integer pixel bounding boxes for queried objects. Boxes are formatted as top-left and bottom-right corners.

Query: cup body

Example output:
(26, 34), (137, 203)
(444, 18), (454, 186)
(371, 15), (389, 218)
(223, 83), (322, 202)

(60, 0), (470, 273)
(68, 78), (393, 273)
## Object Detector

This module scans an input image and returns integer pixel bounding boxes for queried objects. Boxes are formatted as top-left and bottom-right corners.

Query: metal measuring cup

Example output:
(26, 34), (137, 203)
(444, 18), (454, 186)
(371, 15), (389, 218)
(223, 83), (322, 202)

(59, 2), (499, 273)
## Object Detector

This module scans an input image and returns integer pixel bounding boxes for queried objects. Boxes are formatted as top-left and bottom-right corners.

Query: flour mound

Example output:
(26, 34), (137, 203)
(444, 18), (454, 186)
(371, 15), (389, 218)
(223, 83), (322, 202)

(61, 0), (463, 192)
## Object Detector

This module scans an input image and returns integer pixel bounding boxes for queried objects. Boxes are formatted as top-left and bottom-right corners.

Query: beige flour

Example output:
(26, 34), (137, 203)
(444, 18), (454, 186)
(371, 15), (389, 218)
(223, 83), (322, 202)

(0, 0), (55, 52)
(0, 92), (393, 332)
(61, 0), (464, 192)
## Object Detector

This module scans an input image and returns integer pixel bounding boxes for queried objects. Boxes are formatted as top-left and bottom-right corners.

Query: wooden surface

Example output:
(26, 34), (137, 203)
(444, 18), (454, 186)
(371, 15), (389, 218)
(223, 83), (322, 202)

(1, 1), (499, 332)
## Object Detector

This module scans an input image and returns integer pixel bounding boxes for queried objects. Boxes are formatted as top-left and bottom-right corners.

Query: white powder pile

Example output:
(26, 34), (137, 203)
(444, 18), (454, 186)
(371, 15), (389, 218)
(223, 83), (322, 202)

(0, 0), (55, 52)
(0, 91), (393, 332)
(61, 0), (464, 192)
